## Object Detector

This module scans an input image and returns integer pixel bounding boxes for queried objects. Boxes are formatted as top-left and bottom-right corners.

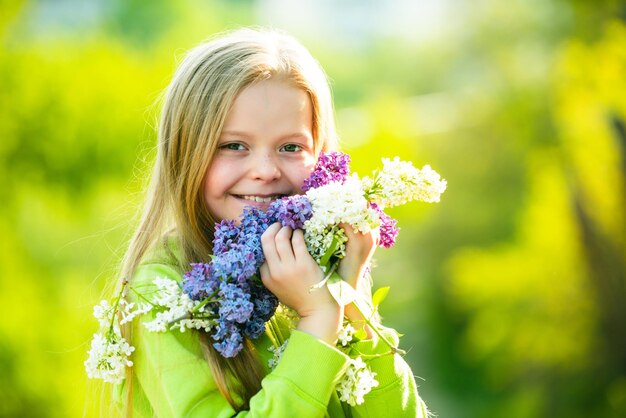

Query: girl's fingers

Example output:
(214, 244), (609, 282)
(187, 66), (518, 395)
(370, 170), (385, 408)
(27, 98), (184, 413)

(261, 223), (282, 263)
(291, 229), (310, 259)
(259, 262), (271, 283)
(339, 222), (354, 239)
(371, 227), (381, 247)
(340, 222), (379, 248)
(274, 225), (295, 262)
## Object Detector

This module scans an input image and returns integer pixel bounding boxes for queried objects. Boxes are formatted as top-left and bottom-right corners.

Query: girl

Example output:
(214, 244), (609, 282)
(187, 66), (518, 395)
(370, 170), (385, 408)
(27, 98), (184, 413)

(116, 27), (429, 417)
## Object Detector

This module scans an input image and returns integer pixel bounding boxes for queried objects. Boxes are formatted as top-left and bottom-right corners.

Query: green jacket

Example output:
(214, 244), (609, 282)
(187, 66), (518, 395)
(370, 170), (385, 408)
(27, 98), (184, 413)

(118, 243), (429, 417)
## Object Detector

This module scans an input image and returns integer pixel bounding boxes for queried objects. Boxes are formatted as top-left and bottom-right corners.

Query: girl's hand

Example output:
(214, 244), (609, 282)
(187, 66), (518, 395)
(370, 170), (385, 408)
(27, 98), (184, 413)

(260, 223), (342, 345)
(337, 224), (380, 334)
(337, 223), (379, 290)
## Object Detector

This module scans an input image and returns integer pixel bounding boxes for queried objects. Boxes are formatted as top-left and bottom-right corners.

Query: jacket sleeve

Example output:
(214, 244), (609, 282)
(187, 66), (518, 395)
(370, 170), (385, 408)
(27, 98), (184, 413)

(344, 326), (430, 418)
(126, 262), (351, 418)
(342, 267), (430, 418)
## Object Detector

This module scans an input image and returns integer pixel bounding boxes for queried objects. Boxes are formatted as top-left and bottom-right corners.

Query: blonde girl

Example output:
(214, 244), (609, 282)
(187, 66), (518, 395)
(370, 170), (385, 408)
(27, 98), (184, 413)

(117, 27), (428, 417)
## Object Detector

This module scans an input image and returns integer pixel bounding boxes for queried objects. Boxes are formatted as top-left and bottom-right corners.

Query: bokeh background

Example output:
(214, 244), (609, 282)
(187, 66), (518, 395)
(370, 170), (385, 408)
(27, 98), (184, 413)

(1, 0), (625, 417)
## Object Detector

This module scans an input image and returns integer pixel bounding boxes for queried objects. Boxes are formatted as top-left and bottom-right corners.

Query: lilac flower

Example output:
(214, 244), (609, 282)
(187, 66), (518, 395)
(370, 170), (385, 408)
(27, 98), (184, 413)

(371, 203), (399, 249)
(302, 151), (351, 191)
(251, 283), (279, 321)
(244, 316), (266, 339)
(212, 207), (269, 267)
(181, 263), (218, 301)
(378, 212), (399, 249)
(240, 206), (273, 234)
(267, 195), (313, 229)
(240, 206), (273, 263)
(181, 205), (282, 358)
(212, 318), (231, 341)
(218, 282), (254, 323)
(213, 327), (243, 358)
(208, 280), (277, 357)
(84, 332), (134, 384)
(212, 245), (258, 284)
(213, 220), (240, 254)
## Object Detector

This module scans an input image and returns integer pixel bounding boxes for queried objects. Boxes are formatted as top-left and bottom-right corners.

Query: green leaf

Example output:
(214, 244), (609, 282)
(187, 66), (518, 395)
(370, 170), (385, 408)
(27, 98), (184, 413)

(354, 327), (368, 341)
(320, 235), (339, 267)
(326, 272), (357, 306)
(372, 286), (390, 308)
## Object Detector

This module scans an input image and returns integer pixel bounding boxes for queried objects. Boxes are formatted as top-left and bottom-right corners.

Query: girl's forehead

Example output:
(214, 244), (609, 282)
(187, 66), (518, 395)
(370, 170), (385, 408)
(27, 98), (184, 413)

(222, 80), (313, 136)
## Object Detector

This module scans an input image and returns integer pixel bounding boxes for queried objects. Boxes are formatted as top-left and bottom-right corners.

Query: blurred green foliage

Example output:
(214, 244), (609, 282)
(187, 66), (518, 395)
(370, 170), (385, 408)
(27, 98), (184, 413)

(1, 1), (625, 417)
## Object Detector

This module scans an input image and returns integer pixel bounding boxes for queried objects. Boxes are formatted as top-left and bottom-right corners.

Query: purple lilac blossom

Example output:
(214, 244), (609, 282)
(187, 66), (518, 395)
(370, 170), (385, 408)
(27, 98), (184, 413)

(267, 195), (313, 229)
(243, 316), (266, 339)
(181, 263), (218, 300)
(213, 328), (243, 358)
(211, 244), (258, 284)
(212, 319), (230, 341)
(371, 203), (399, 249)
(302, 151), (351, 191)
(240, 206), (274, 263)
(250, 283), (279, 321)
(218, 282), (254, 323)
(213, 220), (240, 254)
(240, 206), (273, 232)
(181, 204), (280, 358)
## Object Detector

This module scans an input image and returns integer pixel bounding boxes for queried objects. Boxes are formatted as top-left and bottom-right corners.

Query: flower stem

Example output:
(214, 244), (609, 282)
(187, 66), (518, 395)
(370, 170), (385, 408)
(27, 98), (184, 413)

(267, 316), (284, 348)
(129, 286), (157, 306)
(166, 290), (220, 325)
(274, 316), (287, 346)
(107, 280), (128, 339)
(349, 300), (406, 356)
(309, 259), (340, 292)
(190, 290), (219, 315)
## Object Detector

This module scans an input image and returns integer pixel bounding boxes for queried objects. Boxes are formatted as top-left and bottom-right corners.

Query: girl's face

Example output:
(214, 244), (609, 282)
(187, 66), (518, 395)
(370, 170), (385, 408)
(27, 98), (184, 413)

(204, 79), (317, 222)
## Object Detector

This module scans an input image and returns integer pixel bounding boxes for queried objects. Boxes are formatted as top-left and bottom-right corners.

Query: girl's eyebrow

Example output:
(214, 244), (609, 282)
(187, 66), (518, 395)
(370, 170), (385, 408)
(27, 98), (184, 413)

(220, 130), (249, 137)
(278, 132), (313, 141)
(220, 130), (313, 141)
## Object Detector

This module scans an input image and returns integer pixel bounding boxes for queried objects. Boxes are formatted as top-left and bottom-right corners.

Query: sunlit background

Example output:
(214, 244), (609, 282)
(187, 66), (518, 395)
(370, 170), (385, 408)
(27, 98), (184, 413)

(1, 0), (625, 417)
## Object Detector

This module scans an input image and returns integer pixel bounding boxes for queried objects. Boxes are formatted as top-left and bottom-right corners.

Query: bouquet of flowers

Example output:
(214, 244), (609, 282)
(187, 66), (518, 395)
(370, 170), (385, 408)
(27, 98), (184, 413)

(85, 151), (446, 405)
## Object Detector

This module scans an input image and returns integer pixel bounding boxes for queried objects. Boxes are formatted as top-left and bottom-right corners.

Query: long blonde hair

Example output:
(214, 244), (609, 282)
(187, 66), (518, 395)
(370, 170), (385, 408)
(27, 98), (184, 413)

(120, 28), (338, 412)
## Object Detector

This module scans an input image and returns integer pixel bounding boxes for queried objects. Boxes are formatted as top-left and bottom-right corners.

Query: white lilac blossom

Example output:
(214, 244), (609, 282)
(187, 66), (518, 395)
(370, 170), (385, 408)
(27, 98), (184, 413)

(303, 152), (445, 252)
(337, 357), (379, 406)
(338, 324), (356, 347)
(93, 300), (115, 329)
(118, 298), (153, 325)
(86, 286), (137, 384)
(304, 175), (381, 234)
(143, 277), (213, 333)
(362, 158), (447, 208)
(267, 339), (289, 370)
(85, 278), (207, 385)
(304, 224), (348, 267)
(84, 332), (135, 384)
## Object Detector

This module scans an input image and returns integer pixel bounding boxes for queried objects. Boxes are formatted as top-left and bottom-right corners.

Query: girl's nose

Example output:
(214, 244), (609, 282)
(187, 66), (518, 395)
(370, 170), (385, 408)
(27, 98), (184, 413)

(249, 152), (281, 181)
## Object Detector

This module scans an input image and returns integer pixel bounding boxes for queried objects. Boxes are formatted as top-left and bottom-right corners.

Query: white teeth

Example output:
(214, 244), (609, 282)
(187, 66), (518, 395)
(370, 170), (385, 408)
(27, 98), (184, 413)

(241, 195), (278, 203)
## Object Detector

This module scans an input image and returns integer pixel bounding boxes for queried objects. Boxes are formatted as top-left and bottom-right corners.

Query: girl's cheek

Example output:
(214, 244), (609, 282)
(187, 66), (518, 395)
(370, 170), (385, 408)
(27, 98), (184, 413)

(285, 157), (313, 174)
(302, 156), (317, 173)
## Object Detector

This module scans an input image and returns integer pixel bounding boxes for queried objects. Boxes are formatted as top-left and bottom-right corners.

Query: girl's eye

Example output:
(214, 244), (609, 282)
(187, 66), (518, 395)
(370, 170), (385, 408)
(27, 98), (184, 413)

(220, 143), (246, 151)
(281, 143), (303, 153)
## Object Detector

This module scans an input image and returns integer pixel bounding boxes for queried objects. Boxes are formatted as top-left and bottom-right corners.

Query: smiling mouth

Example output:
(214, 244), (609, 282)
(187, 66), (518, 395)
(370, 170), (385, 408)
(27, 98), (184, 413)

(235, 194), (285, 203)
